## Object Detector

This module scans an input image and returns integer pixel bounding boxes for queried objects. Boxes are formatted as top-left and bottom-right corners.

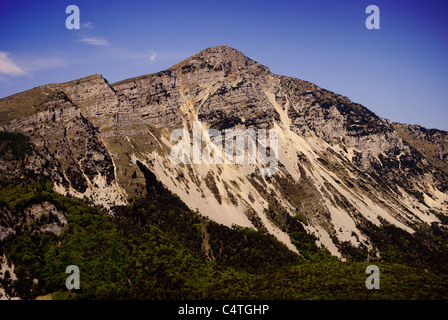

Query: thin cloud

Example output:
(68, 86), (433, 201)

(109, 47), (158, 63)
(0, 51), (26, 76)
(149, 51), (157, 61)
(76, 37), (110, 46)
(80, 21), (95, 29)
(109, 48), (193, 65)
(0, 51), (67, 77)
(73, 20), (110, 46)
(20, 56), (67, 73)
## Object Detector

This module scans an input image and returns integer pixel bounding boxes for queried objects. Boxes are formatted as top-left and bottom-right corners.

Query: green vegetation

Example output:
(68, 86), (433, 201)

(206, 221), (299, 274)
(294, 211), (308, 226)
(357, 217), (448, 275)
(208, 262), (448, 300)
(0, 86), (61, 123)
(204, 171), (222, 204)
(250, 172), (335, 263)
(431, 209), (448, 225)
(1, 181), (448, 300)
(0, 131), (31, 160)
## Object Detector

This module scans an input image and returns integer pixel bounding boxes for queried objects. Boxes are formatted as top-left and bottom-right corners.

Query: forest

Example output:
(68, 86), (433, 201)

(1, 179), (448, 300)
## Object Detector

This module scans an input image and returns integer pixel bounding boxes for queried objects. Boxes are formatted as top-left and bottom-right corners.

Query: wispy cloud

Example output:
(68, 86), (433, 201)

(0, 51), (67, 78)
(80, 21), (95, 29)
(149, 50), (157, 61)
(109, 48), (193, 66)
(109, 47), (159, 63)
(0, 51), (26, 76)
(20, 56), (67, 73)
(73, 21), (110, 46)
(76, 36), (110, 46)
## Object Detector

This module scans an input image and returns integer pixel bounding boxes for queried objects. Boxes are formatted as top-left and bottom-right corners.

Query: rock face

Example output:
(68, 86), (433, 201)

(1, 45), (447, 258)
(393, 122), (448, 191)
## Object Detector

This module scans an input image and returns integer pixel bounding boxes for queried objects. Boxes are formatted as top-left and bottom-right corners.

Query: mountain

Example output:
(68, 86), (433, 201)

(1, 45), (448, 286)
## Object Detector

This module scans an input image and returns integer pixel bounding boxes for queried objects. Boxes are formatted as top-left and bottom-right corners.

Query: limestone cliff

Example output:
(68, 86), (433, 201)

(1, 45), (447, 258)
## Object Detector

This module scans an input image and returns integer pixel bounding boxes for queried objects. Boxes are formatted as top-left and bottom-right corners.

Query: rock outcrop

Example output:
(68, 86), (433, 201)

(1, 45), (447, 258)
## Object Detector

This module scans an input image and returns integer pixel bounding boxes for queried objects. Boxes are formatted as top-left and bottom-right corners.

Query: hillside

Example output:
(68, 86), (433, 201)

(1, 46), (448, 299)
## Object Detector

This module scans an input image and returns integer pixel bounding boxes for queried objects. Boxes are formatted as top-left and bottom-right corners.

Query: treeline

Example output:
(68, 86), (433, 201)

(1, 179), (448, 299)
(0, 180), (306, 299)
(206, 221), (299, 274)
(357, 217), (448, 275)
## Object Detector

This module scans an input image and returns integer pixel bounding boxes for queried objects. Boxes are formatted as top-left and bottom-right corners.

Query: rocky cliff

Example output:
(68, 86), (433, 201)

(1, 45), (447, 259)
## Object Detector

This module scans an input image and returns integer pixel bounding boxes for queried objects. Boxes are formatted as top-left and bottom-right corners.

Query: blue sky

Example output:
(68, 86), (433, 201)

(1, 0), (447, 130)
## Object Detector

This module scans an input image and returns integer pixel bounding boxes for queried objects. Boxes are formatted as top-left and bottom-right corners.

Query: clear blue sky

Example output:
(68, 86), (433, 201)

(1, 0), (447, 130)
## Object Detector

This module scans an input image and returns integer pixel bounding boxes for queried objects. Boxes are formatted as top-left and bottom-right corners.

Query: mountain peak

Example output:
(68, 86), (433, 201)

(2, 45), (448, 276)
(169, 45), (270, 75)
(199, 45), (250, 59)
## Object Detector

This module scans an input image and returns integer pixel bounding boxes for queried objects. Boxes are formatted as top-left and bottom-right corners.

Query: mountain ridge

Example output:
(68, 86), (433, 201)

(1, 45), (447, 261)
